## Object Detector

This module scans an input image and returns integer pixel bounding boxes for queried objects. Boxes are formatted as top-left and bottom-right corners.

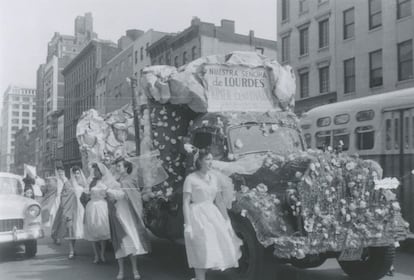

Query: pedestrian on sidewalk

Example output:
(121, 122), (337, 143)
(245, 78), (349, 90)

(106, 158), (150, 280)
(51, 165), (68, 245)
(40, 176), (59, 227)
(182, 148), (242, 280)
(84, 163), (111, 264)
(51, 166), (87, 259)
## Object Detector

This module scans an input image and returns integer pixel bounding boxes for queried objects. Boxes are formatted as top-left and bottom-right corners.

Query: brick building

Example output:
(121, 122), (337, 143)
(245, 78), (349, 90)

(62, 39), (120, 170)
(148, 18), (277, 68)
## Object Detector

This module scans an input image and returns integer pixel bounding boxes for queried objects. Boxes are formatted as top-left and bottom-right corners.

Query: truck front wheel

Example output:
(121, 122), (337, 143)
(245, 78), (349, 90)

(229, 215), (275, 280)
(337, 246), (395, 280)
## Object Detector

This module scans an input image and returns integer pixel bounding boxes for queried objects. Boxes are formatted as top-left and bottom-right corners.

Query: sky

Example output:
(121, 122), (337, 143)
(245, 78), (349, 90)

(0, 0), (277, 106)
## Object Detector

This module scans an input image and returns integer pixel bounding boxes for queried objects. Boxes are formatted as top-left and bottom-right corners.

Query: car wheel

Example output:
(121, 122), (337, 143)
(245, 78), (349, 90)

(337, 246), (395, 280)
(25, 240), (37, 258)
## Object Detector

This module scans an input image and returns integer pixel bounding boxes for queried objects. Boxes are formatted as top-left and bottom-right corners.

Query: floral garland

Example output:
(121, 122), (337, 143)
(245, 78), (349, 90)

(233, 149), (410, 259)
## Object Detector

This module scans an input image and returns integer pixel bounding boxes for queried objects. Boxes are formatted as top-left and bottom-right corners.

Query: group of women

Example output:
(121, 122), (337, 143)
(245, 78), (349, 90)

(40, 148), (242, 280)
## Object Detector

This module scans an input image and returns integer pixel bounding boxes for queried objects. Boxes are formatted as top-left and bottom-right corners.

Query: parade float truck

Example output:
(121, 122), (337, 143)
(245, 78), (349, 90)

(77, 52), (409, 280)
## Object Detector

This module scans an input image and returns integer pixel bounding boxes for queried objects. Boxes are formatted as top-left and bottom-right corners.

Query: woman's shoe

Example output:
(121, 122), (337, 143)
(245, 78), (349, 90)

(116, 272), (124, 280)
(93, 256), (99, 264)
(68, 252), (75, 260)
(100, 255), (106, 263)
(133, 271), (141, 280)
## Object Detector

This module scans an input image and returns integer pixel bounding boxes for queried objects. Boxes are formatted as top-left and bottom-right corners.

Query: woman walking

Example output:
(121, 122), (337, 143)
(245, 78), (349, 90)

(106, 158), (150, 280)
(51, 166), (87, 259)
(40, 177), (59, 227)
(183, 148), (242, 280)
(84, 163), (111, 264)
(51, 166), (68, 245)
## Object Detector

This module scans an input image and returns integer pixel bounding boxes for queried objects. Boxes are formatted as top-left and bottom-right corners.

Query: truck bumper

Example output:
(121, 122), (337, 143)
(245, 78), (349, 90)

(0, 228), (44, 243)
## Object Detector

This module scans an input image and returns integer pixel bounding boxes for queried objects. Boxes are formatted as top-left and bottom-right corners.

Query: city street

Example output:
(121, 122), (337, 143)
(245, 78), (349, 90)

(1, 233), (414, 280)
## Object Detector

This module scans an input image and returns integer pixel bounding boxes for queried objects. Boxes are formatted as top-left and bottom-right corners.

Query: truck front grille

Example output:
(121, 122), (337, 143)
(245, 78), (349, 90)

(0, 219), (24, 232)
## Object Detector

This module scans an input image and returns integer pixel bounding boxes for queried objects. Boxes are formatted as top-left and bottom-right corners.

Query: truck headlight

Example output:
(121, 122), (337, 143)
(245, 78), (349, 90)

(26, 204), (41, 218)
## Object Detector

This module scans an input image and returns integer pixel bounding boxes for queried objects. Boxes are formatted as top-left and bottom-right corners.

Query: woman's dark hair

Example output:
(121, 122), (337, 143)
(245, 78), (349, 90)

(91, 163), (103, 179)
(23, 175), (35, 186)
(121, 159), (133, 175)
(56, 165), (65, 171)
(71, 165), (82, 173)
(194, 148), (212, 170)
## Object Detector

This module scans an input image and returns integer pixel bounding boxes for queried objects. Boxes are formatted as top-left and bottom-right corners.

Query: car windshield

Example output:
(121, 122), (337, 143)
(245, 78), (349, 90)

(228, 124), (303, 156)
(0, 177), (22, 195)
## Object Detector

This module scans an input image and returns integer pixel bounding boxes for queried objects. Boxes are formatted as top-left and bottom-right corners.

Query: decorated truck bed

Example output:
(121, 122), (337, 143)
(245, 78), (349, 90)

(76, 52), (410, 280)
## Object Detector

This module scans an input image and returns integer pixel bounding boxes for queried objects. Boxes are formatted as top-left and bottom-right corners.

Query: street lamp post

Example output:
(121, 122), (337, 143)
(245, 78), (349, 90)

(129, 77), (141, 156)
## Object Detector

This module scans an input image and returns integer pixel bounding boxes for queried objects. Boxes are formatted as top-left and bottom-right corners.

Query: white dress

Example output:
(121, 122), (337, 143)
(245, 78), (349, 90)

(84, 182), (111, 241)
(183, 172), (242, 270)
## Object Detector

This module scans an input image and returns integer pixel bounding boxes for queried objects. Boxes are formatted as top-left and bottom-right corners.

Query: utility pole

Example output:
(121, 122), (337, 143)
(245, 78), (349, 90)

(128, 77), (141, 156)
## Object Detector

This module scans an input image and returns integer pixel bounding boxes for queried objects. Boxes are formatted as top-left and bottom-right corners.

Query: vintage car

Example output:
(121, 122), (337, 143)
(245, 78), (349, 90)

(0, 172), (43, 257)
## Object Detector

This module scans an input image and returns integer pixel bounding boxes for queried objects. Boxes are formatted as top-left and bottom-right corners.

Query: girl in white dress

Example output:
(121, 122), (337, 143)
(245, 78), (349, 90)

(183, 148), (242, 280)
(84, 163), (111, 263)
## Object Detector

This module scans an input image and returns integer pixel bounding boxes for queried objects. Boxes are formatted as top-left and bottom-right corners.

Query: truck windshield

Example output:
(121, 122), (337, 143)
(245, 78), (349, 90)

(0, 177), (22, 195)
(228, 124), (303, 157)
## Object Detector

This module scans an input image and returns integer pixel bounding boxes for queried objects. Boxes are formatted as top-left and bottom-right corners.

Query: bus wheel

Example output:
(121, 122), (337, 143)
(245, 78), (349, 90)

(337, 246), (395, 280)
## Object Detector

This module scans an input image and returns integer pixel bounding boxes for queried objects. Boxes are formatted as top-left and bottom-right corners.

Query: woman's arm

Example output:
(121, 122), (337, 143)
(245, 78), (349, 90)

(182, 176), (192, 226)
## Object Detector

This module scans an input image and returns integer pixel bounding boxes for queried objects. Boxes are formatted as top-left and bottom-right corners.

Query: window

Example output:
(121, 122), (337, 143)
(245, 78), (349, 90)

(12, 111), (19, 117)
(22, 119), (29, 124)
(192, 46), (197, 59)
(397, 0), (411, 19)
(281, 35), (290, 62)
(299, 0), (309, 14)
(319, 19), (329, 48)
(22, 105), (30, 110)
(333, 129), (350, 151)
(11, 126), (18, 131)
(12, 104), (19, 109)
(343, 8), (355, 40)
(183, 51), (188, 65)
(166, 51), (171, 65)
(146, 43), (149, 57)
(356, 110), (375, 121)
(299, 27), (309, 56)
(12, 119), (19, 124)
(386, 119), (392, 150)
(134, 50), (138, 64)
(356, 126), (375, 150)
(398, 40), (413, 81)
(13, 97), (19, 101)
(22, 112), (29, 117)
(334, 114), (350, 125)
(304, 133), (311, 148)
(394, 118), (400, 149)
(140, 47), (144, 61)
(369, 0), (382, 29)
(281, 0), (289, 21)
(319, 66), (329, 93)
(317, 117), (331, 127)
(369, 49), (383, 87)
(174, 56), (179, 67)
(159, 56), (164, 65)
(405, 116), (409, 149)
(299, 71), (309, 98)
(23, 97), (30, 102)
(316, 131), (331, 149)
(344, 58), (355, 93)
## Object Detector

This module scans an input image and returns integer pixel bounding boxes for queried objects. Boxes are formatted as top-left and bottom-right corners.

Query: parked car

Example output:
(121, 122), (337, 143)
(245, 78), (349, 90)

(0, 172), (44, 257)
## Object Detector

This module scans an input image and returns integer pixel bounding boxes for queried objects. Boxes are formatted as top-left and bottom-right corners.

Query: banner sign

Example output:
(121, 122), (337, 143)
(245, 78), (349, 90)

(204, 65), (276, 112)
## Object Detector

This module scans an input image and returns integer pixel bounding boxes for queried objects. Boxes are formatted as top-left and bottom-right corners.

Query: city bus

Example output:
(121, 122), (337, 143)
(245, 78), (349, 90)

(300, 87), (414, 233)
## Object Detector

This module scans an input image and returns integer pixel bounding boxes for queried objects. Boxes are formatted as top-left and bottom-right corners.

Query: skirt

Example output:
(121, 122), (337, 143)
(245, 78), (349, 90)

(84, 199), (110, 241)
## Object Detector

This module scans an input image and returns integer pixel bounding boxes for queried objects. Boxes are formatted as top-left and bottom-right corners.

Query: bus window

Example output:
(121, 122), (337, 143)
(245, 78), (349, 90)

(394, 118), (400, 150)
(355, 126), (374, 150)
(304, 133), (312, 149)
(333, 129), (350, 151)
(317, 117), (331, 127)
(334, 114), (350, 125)
(316, 131), (331, 149)
(301, 124), (311, 130)
(412, 116), (414, 149)
(356, 110), (375, 122)
(386, 119), (392, 150)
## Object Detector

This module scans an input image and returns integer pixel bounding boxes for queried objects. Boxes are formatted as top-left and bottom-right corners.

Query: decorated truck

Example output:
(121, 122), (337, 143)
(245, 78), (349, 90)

(76, 52), (410, 280)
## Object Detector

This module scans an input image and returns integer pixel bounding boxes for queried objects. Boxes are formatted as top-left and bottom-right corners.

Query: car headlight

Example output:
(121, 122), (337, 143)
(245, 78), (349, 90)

(26, 204), (41, 218)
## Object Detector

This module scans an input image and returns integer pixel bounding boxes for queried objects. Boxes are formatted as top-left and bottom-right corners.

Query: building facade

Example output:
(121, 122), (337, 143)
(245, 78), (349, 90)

(62, 39), (120, 170)
(14, 127), (37, 175)
(0, 86), (36, 172)
(96, 29), (168, 114)
(37, 13), (98, 176)
(277, 0), (414, 114)
(149, 18), (277, 68)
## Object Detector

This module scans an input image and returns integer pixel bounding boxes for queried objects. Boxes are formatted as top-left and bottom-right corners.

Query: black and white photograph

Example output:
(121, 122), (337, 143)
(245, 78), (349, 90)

(0, 0), (414, 279)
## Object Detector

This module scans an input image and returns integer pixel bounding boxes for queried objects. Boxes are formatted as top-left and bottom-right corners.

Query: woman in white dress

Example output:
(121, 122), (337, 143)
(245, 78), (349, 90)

(84, 163), (111, 263)
(106, 159), (150, 280)
(183, 148), (242, 280)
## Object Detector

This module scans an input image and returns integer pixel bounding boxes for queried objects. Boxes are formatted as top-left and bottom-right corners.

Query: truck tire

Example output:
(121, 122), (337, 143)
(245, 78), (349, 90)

(229, 215), (275, 280)
(25, 240), (37, 258)
(337, 246), (395, 280)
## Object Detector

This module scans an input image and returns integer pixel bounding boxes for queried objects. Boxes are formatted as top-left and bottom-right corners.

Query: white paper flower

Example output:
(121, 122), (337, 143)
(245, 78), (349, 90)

(374, 177), (400, 190)
(241, 209), (247, 217)
(240, 185), (249, 193)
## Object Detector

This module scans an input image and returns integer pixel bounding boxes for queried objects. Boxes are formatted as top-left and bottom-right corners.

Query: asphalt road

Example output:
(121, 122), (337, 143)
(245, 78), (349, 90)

(1, 234), (414, 280)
